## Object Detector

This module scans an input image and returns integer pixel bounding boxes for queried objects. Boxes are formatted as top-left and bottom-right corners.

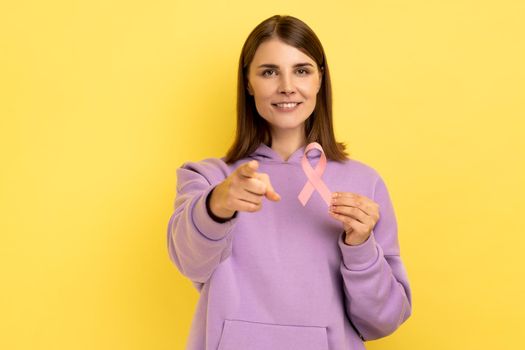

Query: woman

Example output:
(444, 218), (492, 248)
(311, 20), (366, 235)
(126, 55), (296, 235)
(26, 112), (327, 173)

(167, 14), (412, 350)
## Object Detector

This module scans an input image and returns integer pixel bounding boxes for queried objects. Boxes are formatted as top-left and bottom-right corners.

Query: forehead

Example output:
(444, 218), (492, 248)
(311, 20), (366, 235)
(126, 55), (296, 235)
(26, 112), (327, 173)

(251, 38), (315, 66)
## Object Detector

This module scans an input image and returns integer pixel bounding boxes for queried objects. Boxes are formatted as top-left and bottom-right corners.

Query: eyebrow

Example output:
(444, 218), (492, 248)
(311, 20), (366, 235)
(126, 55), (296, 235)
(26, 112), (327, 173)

(257, 63), (314, 69)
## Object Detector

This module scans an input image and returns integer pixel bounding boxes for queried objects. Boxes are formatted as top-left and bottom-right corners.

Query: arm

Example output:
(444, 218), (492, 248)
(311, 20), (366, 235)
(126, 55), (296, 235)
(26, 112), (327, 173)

(167, 159), (239, 291)
(337, 174), (412, 340)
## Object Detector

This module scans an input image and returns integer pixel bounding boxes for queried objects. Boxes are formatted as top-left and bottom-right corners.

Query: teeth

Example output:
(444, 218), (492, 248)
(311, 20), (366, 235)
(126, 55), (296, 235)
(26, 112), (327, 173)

(275, 103), (298, 108)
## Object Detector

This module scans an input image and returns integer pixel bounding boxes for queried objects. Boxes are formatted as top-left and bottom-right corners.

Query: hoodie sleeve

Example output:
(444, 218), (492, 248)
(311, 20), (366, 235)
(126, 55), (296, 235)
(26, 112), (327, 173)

(337, 174), (412, 341)
(167, 158), (239, 292)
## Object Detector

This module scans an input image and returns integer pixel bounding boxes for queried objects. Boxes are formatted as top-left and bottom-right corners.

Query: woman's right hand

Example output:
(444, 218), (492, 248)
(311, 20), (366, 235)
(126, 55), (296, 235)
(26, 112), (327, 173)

(209, 160), (281, 219)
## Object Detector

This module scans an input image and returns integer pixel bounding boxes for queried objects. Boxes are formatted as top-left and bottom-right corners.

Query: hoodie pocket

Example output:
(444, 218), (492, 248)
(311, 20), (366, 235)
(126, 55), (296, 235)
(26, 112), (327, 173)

(217, 319), (329, 350)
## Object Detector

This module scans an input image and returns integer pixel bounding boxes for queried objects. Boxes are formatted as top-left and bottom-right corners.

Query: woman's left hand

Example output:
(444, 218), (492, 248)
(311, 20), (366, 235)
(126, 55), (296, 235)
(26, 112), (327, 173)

(328, 192), (380, 246)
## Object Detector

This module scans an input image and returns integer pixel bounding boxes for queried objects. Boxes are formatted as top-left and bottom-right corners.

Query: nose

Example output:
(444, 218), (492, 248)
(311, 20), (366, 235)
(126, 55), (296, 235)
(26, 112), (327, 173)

(278, 72), (295, 95)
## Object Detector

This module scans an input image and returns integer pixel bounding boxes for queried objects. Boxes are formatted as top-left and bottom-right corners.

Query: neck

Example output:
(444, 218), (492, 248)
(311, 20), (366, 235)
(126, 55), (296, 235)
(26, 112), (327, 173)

(268, 127), (306, 162)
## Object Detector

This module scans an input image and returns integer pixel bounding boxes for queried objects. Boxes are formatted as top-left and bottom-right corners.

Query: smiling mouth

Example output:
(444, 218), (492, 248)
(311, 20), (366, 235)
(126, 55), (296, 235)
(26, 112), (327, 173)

(272, 102), (302, 108)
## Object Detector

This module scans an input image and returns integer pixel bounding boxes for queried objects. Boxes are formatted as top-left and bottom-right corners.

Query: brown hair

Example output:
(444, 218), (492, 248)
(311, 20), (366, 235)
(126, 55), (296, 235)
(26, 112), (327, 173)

(223, 14), (351, 165)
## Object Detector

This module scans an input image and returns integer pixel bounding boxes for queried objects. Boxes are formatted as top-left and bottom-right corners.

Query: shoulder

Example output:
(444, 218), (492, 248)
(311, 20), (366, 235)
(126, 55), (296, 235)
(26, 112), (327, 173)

(335, 157), (382, 182)
(176, 157), (234, 189)
(332, 157), (392, 201)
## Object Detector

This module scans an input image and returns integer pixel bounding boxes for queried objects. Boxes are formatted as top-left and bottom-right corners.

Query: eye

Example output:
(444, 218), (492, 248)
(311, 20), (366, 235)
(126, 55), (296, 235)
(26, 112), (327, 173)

(262, 69), (276, 77)
(297, 68), (310, 75)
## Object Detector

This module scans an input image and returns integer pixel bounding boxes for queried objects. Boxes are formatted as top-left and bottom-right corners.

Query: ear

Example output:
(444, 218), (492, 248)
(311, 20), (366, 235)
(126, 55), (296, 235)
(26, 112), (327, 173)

(317, 68), (323, 92)
(247, 82), (253, 96)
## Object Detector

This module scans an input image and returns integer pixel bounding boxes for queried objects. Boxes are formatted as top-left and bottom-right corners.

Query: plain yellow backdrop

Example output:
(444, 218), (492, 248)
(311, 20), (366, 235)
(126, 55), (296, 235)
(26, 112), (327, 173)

(1, 0), (524, 349)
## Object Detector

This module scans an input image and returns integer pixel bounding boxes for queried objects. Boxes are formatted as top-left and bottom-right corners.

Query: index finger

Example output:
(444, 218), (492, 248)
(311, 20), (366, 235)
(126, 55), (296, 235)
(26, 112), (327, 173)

(334, 192), (373, 207)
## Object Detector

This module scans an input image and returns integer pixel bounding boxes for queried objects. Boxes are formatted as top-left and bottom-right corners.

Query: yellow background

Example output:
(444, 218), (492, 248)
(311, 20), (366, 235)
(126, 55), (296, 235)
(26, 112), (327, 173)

(1, 1), (524, 349)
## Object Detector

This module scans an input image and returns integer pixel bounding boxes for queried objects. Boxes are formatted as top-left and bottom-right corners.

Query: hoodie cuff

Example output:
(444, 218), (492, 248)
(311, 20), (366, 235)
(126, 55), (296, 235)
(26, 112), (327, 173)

(192, 186), (238, 241)
(338, 230), (379, 271)
(206, 187), (238, 223)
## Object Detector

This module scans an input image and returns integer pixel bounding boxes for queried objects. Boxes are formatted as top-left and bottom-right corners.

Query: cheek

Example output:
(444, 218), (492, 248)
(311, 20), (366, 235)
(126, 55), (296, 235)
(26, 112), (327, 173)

(252, 79), (273, 92)
(252, 93), (273, 115)
(253, 87), (274, 102)
(299, 81), (320, 98)
(254, 95), (272, 109)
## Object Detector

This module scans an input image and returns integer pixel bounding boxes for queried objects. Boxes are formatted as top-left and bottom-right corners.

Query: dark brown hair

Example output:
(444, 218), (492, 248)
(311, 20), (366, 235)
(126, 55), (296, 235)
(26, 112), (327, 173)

(223, 14), (350, 164)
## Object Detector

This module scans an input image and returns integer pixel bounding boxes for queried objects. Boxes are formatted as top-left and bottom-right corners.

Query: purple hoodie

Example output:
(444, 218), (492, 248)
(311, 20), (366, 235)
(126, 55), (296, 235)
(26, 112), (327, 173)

(167, 142), (412, 350)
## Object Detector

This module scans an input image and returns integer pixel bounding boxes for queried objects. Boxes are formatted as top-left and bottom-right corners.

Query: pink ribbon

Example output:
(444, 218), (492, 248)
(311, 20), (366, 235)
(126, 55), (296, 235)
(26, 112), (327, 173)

(298, 142), (332, 207)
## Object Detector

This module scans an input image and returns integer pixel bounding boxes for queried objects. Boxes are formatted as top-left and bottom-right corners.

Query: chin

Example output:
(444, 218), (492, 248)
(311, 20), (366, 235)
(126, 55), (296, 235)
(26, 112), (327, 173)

(271, 120), (308, 130)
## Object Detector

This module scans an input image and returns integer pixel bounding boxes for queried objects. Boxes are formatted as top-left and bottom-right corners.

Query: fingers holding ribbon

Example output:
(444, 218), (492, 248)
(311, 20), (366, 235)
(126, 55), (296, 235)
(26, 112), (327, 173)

(297, 142), (379, 245)
(328, 192), (380, 245)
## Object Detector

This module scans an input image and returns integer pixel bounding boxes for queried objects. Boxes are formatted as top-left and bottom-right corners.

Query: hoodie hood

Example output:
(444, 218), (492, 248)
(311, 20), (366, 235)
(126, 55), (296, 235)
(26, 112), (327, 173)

(248, 142), (322, 165)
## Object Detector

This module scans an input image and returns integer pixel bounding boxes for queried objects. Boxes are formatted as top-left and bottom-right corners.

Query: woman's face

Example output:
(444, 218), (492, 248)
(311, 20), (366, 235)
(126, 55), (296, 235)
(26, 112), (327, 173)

(247, 38), (322, 136)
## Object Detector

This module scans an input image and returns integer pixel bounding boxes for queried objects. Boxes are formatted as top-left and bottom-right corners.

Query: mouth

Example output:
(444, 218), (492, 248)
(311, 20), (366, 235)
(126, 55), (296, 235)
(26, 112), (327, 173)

(271, 102), (302, 111)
